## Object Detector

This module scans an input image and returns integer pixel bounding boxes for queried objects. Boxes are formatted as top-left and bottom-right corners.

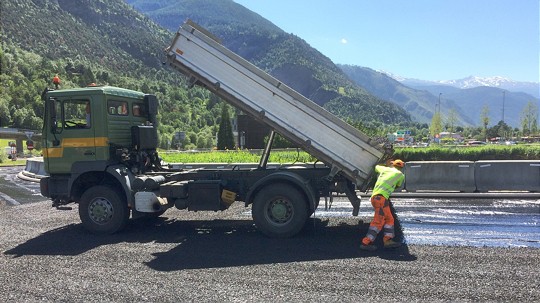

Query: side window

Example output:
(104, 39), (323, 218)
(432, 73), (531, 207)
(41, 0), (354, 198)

(132, 103), (147, 117)
(63, 99), (91, 129)
(108, 100), (128, 116)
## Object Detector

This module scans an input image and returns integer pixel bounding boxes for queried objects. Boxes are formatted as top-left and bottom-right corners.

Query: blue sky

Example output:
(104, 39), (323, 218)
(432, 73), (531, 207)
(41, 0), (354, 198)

(234, 0), (539, 83)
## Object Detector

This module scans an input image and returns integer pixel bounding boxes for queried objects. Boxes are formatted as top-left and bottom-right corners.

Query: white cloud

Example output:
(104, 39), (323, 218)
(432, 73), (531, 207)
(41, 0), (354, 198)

(341, 38), (348, 44)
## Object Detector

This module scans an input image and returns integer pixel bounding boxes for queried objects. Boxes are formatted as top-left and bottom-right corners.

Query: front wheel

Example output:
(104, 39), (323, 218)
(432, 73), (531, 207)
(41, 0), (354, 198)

(252, 183), (308, 238)
(79, 185), (129, 234)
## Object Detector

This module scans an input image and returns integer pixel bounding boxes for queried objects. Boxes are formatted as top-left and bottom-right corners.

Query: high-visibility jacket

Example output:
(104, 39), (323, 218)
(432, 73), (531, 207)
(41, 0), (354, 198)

(371, 165), (404, 199)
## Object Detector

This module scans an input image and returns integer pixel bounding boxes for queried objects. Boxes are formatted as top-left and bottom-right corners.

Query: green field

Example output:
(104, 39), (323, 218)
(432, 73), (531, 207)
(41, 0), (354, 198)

(160, 145), (540, 164)
(160, 149), (317, 164)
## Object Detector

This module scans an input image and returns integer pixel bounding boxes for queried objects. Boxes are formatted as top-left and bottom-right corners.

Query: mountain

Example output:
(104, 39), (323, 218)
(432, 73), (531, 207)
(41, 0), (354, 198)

(2, 0), (412, 139)
(401, 76), (539, 99)
(338, 65), (474, 126)
(413, 85), (538, 128)
(125, 0), (411, 125)
(372, 71), (540, 127)
(1, 0), (230, 142)
(2, 0), (171, 72)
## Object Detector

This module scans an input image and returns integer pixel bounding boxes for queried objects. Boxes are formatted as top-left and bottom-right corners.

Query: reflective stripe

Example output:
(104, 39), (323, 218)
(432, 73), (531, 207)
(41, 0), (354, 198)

(44, 137), (109, 158)
(383, 224), (395, 238)
(366, 226), (380, 241)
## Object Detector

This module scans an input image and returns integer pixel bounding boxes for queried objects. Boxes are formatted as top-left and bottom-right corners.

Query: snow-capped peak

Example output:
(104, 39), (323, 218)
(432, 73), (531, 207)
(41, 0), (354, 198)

(383, 73), (539, 98)
(438, 76), (515, 89)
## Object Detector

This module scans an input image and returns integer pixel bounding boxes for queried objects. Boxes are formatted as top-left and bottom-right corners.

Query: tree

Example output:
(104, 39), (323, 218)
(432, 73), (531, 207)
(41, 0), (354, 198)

(480, 105), (490, 141)
(487, 120), (512, 140)
(520, 101), (538, 136)
(445, 108), (458, 134)
(429, 111), (443, 139)
(217, 104), (235, 150)
(0, 97), (10, 127)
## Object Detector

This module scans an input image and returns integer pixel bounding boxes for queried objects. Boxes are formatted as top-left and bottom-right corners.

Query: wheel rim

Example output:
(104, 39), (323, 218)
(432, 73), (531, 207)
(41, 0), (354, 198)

(88, 197), (114, 225)
(265, 198), (293, 224)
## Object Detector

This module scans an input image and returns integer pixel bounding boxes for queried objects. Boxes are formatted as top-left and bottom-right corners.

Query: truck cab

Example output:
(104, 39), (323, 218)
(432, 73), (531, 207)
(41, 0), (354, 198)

(40, 85), (161, 232)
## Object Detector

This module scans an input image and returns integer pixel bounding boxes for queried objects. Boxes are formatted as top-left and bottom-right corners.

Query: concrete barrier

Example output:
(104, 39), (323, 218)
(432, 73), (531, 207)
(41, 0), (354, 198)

(17, 157), (47, 182)
(404, 161), (476, 192)
(475, 160), (540, 192)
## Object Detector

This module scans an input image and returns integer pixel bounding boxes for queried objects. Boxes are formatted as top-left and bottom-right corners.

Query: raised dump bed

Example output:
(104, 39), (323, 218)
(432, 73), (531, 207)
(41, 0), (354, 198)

(165, 20), (387, 189)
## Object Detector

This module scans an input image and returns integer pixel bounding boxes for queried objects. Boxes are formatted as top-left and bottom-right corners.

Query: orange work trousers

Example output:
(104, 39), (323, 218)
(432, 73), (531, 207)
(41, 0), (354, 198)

(361, 195), (395, 245)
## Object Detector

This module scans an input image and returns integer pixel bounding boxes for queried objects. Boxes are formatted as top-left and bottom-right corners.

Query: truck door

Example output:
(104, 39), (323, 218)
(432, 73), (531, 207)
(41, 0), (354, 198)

(43, 97), (95, 174)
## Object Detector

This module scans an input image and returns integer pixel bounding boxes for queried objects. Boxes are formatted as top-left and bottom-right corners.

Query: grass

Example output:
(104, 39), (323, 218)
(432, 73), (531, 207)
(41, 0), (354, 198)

(161, 145), (540, 164)
(161, 149), (316, 164)
(0, 159), (27, 166)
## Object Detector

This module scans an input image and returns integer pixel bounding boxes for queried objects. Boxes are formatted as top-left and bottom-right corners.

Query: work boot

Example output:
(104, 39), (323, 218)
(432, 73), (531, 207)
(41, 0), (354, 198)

(360, 243), (377, 252)
(352, 204), (360, 216)
(351, 198), (360, 216)
(383, 239), (402, 249)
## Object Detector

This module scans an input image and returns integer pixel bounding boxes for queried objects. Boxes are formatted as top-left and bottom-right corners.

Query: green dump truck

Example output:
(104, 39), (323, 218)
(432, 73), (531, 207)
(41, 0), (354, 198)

(40, 20), (389, 237)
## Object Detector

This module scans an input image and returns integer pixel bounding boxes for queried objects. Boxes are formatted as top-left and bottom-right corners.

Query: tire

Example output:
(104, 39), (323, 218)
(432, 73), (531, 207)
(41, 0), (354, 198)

(79, 185), (129, 234)
(252, 183), (308, 238)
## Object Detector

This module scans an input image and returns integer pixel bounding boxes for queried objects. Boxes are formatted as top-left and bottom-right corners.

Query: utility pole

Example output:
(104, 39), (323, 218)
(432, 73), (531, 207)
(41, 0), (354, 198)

(502, 91), (506, 122)
(438, 93), (442, 114)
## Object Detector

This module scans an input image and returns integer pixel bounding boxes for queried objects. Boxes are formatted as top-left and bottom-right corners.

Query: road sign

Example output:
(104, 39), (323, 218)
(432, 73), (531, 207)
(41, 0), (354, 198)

(24, 131), (34, 139)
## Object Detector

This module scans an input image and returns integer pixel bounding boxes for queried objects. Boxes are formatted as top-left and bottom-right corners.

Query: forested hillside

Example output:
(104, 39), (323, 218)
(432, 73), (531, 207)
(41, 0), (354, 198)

(1, 0), (411, 150)
(1, 0), (226, 149)
(126, 0), (411, 125)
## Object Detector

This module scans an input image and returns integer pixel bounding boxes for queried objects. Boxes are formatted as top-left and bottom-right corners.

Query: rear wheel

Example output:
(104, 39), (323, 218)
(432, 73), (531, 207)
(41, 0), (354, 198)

(252, 183), (308, 238)
(79, 185), (129, 234)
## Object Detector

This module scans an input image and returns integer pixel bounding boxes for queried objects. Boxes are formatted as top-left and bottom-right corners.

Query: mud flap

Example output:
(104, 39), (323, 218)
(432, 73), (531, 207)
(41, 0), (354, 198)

(343, 179), (361, 216)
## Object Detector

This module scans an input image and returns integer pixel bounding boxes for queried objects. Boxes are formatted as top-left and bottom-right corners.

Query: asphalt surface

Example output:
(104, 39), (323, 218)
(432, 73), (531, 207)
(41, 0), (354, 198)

(1, 196), (539, 302)
(1, 165), (539, 301)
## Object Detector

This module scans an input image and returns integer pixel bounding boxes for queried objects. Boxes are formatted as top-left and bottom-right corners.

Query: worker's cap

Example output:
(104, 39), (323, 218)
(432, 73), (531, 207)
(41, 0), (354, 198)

(391, 159), (405, 168)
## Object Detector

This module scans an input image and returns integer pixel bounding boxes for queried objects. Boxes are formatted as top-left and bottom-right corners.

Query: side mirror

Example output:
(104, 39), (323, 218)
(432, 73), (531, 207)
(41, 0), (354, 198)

(144, 94), (159, 125)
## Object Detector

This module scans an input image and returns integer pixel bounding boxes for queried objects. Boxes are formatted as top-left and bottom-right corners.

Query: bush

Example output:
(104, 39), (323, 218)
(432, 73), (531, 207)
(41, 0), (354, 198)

(393, 145), (540, 161)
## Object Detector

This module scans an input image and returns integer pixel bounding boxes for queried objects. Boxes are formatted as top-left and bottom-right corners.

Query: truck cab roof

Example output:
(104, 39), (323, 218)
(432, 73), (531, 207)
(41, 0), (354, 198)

(47, 85), (145, 100)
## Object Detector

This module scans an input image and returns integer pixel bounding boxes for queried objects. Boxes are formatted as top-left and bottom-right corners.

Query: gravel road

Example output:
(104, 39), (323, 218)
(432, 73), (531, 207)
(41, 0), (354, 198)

(1, 200), (539, 302)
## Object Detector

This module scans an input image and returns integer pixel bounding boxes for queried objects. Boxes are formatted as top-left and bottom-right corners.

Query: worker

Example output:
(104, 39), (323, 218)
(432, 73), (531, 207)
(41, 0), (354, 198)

(360, 159), (405, 251)
(52, 75), (61, 89)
